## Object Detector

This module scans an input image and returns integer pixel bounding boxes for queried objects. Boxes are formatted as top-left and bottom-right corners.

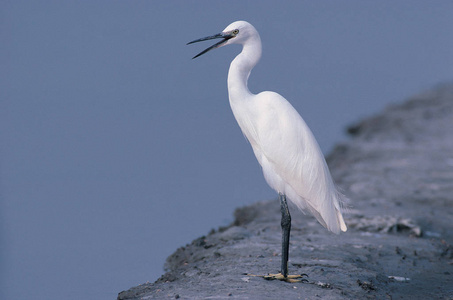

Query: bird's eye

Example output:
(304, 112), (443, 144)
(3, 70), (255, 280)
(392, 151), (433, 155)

(233, 29), (239, 35)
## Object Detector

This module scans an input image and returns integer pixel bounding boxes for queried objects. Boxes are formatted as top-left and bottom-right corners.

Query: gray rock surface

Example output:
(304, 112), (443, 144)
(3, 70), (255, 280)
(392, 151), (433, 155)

(118, 84), (453, 299)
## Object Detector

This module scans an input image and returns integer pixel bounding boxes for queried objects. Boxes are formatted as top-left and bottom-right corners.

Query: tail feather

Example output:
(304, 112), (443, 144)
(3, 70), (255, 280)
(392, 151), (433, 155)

(286, 185), (347, 234)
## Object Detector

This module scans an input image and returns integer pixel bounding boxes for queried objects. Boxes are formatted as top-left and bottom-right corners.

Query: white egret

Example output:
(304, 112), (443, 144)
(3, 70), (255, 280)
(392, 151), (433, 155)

(188, 21), (347, 282)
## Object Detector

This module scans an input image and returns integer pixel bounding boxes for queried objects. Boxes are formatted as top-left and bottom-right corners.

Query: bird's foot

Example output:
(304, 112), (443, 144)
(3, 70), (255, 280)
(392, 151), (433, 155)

(264, 272), (309, 283)
(246, 272), (308, 283)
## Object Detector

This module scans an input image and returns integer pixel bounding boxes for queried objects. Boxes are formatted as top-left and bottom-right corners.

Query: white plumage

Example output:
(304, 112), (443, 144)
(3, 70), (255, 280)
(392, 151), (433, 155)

(188, 20), (346, 280)
(224, 21), (347, 234)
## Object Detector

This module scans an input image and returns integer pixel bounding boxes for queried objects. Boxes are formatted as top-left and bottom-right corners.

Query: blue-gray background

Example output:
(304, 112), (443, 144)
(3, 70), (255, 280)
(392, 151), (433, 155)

(2, 1), (452, 299)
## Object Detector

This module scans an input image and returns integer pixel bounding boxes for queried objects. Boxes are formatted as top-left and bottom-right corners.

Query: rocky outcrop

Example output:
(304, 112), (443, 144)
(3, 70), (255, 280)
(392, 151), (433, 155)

(118, 84), (453, 299)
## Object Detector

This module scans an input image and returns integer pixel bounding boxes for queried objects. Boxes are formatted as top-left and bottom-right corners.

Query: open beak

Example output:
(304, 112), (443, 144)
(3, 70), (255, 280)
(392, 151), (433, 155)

(187, 32), (235, 59)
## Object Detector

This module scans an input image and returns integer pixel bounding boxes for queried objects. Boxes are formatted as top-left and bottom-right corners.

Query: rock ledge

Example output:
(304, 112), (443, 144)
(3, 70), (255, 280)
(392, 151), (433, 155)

(119, 84), (453, 299)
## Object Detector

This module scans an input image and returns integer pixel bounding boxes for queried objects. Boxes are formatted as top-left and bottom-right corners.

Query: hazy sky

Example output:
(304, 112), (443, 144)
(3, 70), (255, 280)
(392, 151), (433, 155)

(2, 1), (453, 299)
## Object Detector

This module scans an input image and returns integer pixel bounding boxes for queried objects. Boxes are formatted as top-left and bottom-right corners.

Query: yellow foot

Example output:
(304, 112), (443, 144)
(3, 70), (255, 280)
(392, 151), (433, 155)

(246, 272), (308, 283)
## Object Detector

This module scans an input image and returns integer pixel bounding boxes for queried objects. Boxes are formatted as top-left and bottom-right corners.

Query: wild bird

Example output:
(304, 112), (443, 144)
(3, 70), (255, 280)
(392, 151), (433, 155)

(188, 21), (347, 282)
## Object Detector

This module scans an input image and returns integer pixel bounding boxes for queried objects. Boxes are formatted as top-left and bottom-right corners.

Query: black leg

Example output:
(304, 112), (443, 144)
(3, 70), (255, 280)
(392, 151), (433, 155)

(279, 193), (291, 278)
(247, 194), (307, 282)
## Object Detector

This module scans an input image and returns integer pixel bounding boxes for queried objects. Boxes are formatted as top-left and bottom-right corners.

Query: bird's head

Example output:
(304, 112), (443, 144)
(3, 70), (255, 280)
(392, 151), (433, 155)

(187, 21), (258, 59)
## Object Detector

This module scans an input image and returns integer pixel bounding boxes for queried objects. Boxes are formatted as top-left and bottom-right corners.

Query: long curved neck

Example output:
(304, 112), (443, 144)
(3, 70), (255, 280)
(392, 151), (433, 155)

(227, 36), (262, 103)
